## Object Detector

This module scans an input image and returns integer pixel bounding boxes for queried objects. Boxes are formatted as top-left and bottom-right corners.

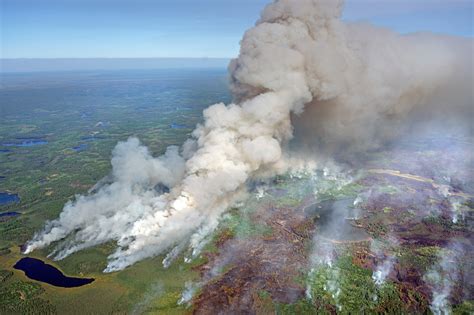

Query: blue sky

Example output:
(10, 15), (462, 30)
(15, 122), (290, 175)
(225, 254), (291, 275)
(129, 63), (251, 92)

(1, 0), (472, 59)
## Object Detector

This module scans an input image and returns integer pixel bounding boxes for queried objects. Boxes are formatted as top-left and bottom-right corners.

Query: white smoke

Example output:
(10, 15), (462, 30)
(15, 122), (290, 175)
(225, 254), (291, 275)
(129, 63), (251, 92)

(177, 282), (199, 306)
(25, 0), (472, 272)
(131, 281), (164, 315)
(424, 242), (464, 315)
(371, 237), (398, 286)
(372, 258), (395, 286)
(306, 244), (343, 312)
(372, 250), (396, 287)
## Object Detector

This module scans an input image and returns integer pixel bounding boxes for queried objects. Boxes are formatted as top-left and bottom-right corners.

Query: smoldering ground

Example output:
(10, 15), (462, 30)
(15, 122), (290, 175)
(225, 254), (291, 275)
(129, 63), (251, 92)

(25, 0), (472, 290)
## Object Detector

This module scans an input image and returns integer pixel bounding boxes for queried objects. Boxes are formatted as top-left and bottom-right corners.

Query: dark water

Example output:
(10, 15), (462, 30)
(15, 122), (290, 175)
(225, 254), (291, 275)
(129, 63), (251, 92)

(0, 149), (11, 153)
(0, 192), (20, 205)
(81, 135), (102, 141)
(0, 211), (20, 218)
(170, 123), (187, 129)
(14, 257), (94, 288)
(72, 144), (89, 152)
(2, 138), (48, 147)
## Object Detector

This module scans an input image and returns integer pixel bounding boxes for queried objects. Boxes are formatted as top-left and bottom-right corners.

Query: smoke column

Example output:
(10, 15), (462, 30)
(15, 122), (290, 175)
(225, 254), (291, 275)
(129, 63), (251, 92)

(25, 0), (473, 272)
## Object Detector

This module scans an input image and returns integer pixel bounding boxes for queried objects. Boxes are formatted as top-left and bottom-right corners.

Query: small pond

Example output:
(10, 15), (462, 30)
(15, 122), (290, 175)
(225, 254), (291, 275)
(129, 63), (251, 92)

(0, 192), (20, 206)
(14, 257), (95, 288)
(81, 136), (96, 141)
(72, 144), (89, 152)
(170, 123), (187, 129)
(0, 211), (20, 218)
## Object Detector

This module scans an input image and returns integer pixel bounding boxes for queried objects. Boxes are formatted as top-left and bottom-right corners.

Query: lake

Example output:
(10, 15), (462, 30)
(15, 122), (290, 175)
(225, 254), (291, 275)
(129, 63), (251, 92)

(14, 257), (94, 288)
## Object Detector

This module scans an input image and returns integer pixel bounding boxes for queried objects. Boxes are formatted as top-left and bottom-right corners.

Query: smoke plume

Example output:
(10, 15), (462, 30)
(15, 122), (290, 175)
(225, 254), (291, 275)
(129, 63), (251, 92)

(424, 241), (466, 315)
(371, 237), (398, 287)
(25, 0), (473, 272)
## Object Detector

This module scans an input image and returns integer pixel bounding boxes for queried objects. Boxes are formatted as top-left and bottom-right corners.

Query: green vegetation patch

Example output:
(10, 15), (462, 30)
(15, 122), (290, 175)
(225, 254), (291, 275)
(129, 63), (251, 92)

(0, 281), (56, 314)
(0, 217), (34, 245)
(305, 255), (405, 314)
(222, 209), (273, 239)
(0, 247), (11, 256)
(383, 206), (392, 214)
(314, 177), (363, 202)
(453, 300), (474, 314)
(275, 299), (320, 315)
(0, 270), (13, 283)
(398, 245), (441, 273)
(376, 185), (401, 195)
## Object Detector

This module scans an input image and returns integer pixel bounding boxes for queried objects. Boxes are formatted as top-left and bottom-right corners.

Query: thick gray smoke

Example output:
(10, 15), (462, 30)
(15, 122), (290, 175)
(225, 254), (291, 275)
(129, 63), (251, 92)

(25, 0), (473, 272)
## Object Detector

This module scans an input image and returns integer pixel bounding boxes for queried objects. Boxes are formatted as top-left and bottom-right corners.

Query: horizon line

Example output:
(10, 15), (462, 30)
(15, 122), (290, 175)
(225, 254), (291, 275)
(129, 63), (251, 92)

(0, 57), (232, 73)
(1, 57), (233, 60)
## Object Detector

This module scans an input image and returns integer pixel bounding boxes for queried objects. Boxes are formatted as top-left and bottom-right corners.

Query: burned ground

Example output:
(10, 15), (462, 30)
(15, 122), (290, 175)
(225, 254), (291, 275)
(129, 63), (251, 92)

(189, 138), (473, 314)
(193, 205), (312, 314)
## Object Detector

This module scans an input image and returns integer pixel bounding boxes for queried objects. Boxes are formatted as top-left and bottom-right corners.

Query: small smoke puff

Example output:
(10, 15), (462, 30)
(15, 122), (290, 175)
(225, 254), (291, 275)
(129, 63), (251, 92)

(178, 282), (199, 305)
(372, 258), (395, 286)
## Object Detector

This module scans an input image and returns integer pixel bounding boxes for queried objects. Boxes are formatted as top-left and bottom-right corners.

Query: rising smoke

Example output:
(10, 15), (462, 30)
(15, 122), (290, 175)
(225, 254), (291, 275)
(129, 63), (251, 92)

(424, 241), (466, 315)
(25, 0), (473, 272)
(371, 237), (399, 287)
